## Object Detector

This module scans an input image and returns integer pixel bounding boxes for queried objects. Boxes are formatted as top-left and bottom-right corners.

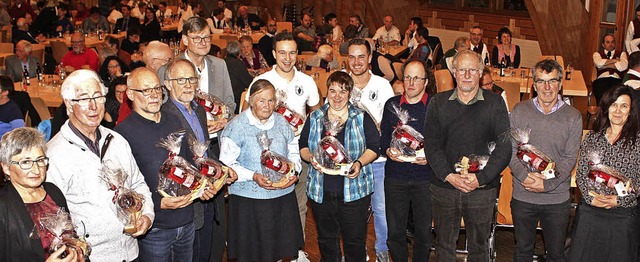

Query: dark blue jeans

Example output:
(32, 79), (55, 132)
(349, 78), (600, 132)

(511, 198), (570, 262)
(193, 201), (215, 262)
(431, 184), (496, 262)
(310, 193), (371, 262)
(138, 222), (195, 262)
(385, 177), (432, 262)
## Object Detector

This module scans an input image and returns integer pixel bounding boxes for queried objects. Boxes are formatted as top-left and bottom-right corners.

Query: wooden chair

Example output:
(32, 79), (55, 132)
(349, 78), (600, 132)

(31, 43), (45, 65)
(2, 25), (11, 44)
(585, 91), (598, 129)
(0, 42), (13, 53)
(219, 34), (239, 42)
(494, 81), (521, 112)
(539, 55), (565, 69)
(276, 21), (292, 33)
(31, 97), (51, 120)
(239, 90), (248, 113)
(50, 41), (69, 64)
(434, 69), (454, 93)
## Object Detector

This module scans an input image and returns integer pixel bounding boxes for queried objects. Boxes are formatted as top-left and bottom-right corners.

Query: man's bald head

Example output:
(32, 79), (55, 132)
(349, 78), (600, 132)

(317, 44), (333, 61)
(16, 18), (27, 30)
(143, 41), (173, 72)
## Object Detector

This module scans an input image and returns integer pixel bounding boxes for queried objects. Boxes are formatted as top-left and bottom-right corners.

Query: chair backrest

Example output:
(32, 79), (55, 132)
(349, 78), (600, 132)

(31, 43), (45, 65)
(239, 90), (248, 112)
(434, 69), (454, 93)
(220, 34), (239, 42)
(0, 42), (13, 53)
(31, 97), (51, 120)
(211, 38), (227, 49)
(50, 41), (69, 64)
(2, 25), (11, 43)
(496, 167), (514, 225)
(494, 81), (520, 112)
(431, 43), (442, 69)
(276, 21), (292, 33)
(24, 111), (31, 127)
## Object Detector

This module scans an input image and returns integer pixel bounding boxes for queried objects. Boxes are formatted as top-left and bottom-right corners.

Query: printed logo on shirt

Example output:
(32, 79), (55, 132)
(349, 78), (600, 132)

(295, 85), (304, 96)
(368, 90), (378, 101)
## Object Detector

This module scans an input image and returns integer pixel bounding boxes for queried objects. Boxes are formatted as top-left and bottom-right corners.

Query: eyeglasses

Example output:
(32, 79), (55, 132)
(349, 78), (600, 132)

(187, 34), (212, 43)
(456, 68), (481, 75)
(130, 85), (164, 96)
(11, 157), (49, 170)
(403, 76), (426, 83)
(152, 57), (172, 64)
(108, 64), (121, 69)
(534, 78), (561, 86)
(482, 81), (494, 87)
(71, 96), (107, 106)
(168, 77), (199, 85)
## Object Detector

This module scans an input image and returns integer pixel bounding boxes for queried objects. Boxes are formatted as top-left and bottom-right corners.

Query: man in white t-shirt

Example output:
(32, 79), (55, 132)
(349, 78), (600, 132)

(347, 38), (395, 262)
(216, 0), (232, 23)
(373, 15), (401, 45)
(243, 31), (320, 262)
(155, 2), (172, 22)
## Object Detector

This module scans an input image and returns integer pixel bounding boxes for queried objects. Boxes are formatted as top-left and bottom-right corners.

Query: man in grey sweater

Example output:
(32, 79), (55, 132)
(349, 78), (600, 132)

(508, 59), (583, 262)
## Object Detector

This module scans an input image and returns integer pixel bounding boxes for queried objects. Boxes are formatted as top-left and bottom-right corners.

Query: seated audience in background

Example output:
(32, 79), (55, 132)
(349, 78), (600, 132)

(373, 15), (401, 45)
(294, 13), (317, 52)
(102, 35), (133, 65)
(0, 2), (11, 28)
(371, 49), (404, 83)
(140, 7), (161, 43)
(238, 35), (269, 76)
(114, 4), (141, 33)
(306, 44), (339, 71)
(209, 44), (223, 58)
(407, 27), (433, 67)
(130, 2), (146, 20)
(492, 27), (521, 68)
(324, 13), (343, 43)
(339, 25), (358, 55)
(208, 7), (231, 34)
(141, 40), (173, 73)
(350, 14), (369, 38)
(224, 40), (253, 114)
(5, 40), (39, 83)
(156, 2), (172, 22)
(73, 2), (90, 21)
(258, 19), (277, 66)
(12, 17), (44, 44)
(53, 3), (72, 34)
(121, 26), (142, 55)
(0, 76), (25, 135)
(480, 67), (508, 110)
(82, 6), (110, 33)
(61, 32), (100, 72)
(235, 5), (263, 30)
(103, 75), (127, 128)
(593, 33), (628, 103)
(440, 36), (470, 71)
(99, 55), (131, 87)
(107, 1), (123, 24)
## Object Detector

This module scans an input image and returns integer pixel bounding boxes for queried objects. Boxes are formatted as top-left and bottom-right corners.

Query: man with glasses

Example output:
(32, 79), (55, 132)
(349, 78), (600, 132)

(115, 67), (217, 261)
(5, 40), (38, 83)
(258, 19), (277, 66)
(347, 38), (395, 262)
(508, 59), (582, 262)
(244, 31), (321, 262)
(61, 32), (100, 72)
(480, 67), (509, 110)
(424, 49), (511, 261)
(142, 40), (174, 73)
(469, 26), (491, 66)
(158, 16), (235, 262)
(380, 61), (434, 261)
(46, 69), (155, 261)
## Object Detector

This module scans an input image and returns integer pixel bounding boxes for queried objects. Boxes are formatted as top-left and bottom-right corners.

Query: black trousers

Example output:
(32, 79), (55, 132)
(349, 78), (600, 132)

(310, 193), (371, 262)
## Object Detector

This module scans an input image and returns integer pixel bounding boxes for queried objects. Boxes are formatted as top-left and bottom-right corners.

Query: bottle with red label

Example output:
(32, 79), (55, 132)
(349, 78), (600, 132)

(516, 148), (549, 171)
(276, 105), (304, 128)
(198, 98), (223, 116)
(321, 140), (348, 164)
(588, 169), (619, 187)
(394, 128), (424, 150)
(167, 166), (200, 190)
(199, 161), (224, 179)
(260, 150), (292, 175)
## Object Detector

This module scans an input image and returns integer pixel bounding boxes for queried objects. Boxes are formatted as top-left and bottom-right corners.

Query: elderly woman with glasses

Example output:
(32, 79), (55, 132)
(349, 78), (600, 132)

(569, 85), (640, 261)
(0, 127), (78, 261)
(219, 79), (304, 262)
(299, 71), (380, 261)
(238, 35), (270, 77)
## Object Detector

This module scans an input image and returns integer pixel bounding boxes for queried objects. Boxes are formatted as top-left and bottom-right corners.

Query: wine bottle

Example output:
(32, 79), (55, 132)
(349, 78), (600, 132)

(321, 140), (348, 164)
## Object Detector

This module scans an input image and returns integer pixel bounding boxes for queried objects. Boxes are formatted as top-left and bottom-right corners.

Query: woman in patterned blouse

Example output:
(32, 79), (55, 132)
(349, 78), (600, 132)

(569, 85), (640, 261)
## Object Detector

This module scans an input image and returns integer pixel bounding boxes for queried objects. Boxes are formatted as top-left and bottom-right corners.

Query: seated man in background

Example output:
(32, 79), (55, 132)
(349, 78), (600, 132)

(5, 40), (39, 83)
(0, 75), (25, 135)
(224, 40), (253, 114)
(349, 14), (369, 38)
(235, 5), (263, 30)
(208, 8), (231, 34)
(373, 15), (400, 45)
(12, 17), (44, 44)
(61, 32), (100, 72)
(306, 44), (339, 71)
(440, 36), (470, 71)
(407, 27), (432, 67)
(121, 27), (142, 55)
(294, 13), (317, 52)
(480, 67), (508, 110)
(593, 33), (628, 103)
(82, 6), (110, 33)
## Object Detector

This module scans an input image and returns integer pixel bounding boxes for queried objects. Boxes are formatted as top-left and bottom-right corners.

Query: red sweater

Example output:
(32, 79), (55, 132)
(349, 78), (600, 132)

(61, 48), (100, 72)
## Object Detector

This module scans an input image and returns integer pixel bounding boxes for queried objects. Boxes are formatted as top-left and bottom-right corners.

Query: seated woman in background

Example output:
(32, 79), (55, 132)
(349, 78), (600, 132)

(98, 56), (130, 87)
(140, 7), (161, 43)
(102, 76), (128, 128)
(238, 36), (269, 76)
(491, 27), (521, 68)
(570, 85), (640, 262)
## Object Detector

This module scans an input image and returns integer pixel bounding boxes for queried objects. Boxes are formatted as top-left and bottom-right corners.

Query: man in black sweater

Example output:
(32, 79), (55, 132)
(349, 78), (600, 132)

(115, 67), (217, 260)
(423, 49), (511, 262)
(380, 60), (434, 261)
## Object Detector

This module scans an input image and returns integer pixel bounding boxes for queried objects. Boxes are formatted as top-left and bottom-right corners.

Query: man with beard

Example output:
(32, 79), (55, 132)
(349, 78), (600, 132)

(423, 49), (511, 261)
(258, 19), (277, 66)
(294, 13), (317, 52)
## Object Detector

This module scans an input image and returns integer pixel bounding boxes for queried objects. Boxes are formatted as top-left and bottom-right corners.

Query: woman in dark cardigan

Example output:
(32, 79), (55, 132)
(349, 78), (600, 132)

(0, 127), (76, 262)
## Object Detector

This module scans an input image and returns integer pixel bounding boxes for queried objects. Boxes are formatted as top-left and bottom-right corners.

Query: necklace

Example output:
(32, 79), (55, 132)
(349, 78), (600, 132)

(328, 108), (348, 122)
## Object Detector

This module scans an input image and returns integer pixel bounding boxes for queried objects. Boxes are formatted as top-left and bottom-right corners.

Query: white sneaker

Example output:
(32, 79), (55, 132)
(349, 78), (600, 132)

(295, 250), (310, 262)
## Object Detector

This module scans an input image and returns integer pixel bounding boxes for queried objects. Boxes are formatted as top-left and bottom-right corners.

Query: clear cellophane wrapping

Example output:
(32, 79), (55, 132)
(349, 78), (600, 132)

(31, 208), (91, 259)
(188, 136), (229, 192)
(101, 162), (144, 234)
(257, 131), (295, 186)
(586, 151), (637, 197)
(510, 128), (556, 179)
(313, 117), (352, 171)
(195, 90), (231, 121)
(454, 142), (495, 175)
(274, 89), (306, 134)
(389, 104), (424, 159)
(157, 132), (207, 199)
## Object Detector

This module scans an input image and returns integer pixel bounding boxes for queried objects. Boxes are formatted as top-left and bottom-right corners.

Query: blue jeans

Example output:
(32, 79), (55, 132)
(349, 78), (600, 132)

(138, 222), (195, 262)
(193, 201), (215, 262)
(371, 160), (388, 253)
